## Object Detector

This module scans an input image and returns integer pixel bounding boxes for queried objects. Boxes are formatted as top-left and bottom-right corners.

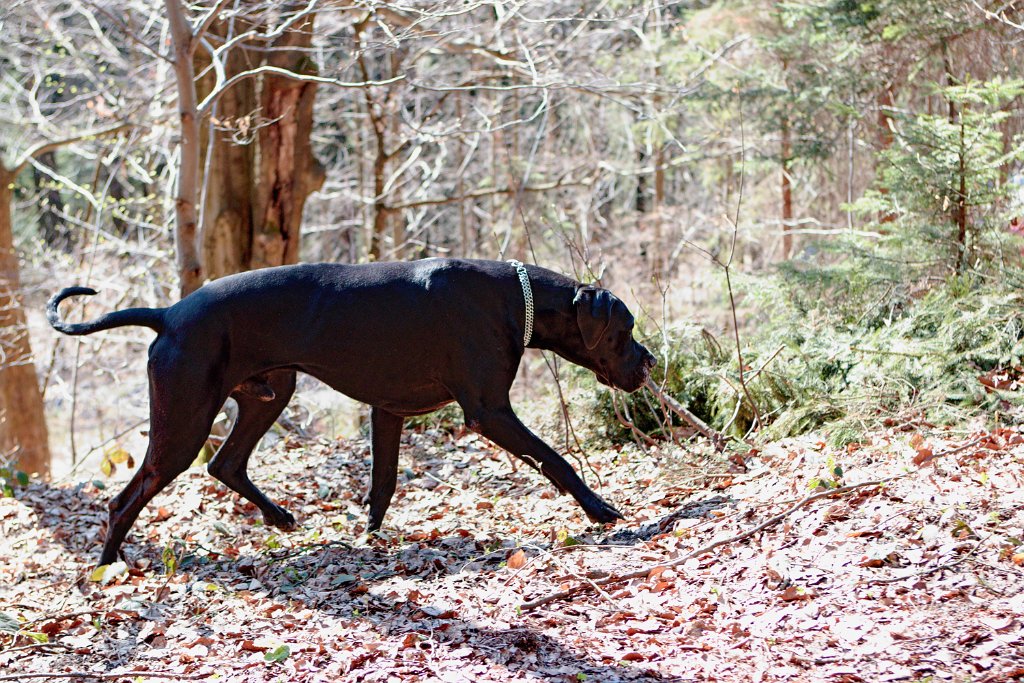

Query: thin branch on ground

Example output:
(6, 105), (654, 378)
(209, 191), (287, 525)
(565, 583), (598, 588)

(519, 433), (990, 611)
(520, 476), (897, 611)
(0, 673), (211, 681)
(524, 475), (909, 614)
(644, 379), (726, 451)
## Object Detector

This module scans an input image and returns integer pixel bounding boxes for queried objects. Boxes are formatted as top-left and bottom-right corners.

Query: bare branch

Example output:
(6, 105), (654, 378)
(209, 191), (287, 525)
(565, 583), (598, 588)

(382, 176), (591, 212)
(84, 1), (173, 64)
(970, 0), (1024, 31)
(190, 0), (235, 52)
(10, 123), (134, 176)
(197, 67), (406, 115)
(207, 0), (321, 61)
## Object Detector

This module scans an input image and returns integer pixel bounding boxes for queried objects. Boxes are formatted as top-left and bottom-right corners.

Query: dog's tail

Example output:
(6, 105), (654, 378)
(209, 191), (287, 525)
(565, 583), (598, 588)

(47, 287), (166, 336)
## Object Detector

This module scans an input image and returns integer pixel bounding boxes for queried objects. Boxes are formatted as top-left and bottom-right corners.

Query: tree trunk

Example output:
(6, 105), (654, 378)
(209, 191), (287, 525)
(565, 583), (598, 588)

(876, 74), (897, 226)
(0, 168), (51, 478)
(33, 151), (70, 251)
(166, 0), (203, 297)
(780, 115), (794, 260)
(195, 17), (258, 279)
(251, 9), (325, 269)
(196, 8), (325, 277)
(356, 16), (391, 262)
(635, 146), (649, 213)
(368, 124), (389, 261)
(647, 142), (666, 279)
(950, 112), (966, 270)
(943, 41), (968, 271)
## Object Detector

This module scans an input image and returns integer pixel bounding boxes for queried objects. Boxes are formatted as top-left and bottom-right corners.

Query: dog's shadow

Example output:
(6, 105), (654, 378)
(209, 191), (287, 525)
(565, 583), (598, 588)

(186, 495), (728, 681)
(10, 472), (725, 681)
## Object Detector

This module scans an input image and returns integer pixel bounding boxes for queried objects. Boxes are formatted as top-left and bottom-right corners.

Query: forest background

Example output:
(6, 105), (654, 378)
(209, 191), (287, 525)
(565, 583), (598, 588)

(3, 2), (1024, 681)
(4, 0), (1024, 479)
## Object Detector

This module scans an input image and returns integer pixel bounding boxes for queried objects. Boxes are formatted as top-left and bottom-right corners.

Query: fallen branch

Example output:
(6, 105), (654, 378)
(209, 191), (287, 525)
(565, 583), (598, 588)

(0, 672), (210, 681)
(521, 434), (985, 610)
(914, 436), (985, 466)
(520, 477), (897, 611)
(861, 556), (970, 586)
(644, 379), (727, 451)
(612, 391), (658, 448)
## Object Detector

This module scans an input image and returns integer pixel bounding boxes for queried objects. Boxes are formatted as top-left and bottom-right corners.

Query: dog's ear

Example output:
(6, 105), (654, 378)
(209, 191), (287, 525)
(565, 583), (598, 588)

(574, 286), (614, 350)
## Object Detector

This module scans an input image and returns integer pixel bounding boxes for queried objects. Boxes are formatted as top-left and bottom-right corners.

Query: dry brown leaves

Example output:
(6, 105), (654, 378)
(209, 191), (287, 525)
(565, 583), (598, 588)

(2, 424), (1023, 682)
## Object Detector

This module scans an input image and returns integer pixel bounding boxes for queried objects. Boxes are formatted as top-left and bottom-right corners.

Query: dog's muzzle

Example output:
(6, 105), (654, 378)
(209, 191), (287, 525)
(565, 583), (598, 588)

(615, 350), (656, 393)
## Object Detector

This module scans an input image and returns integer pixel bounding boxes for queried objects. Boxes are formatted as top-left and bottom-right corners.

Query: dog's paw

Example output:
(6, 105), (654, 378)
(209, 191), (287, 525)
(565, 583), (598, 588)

(264, 508), (297, 530)
(584, 496), (625, 525)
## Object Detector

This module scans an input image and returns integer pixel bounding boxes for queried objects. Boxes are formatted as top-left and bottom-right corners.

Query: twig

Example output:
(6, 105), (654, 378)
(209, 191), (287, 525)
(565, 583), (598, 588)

(644, 379), (726, 451)
(746, 344), (786, 384)
(860, 556), (970, 586)
(520, 477), (897, 611)
(722, 112), (762, 431)
(612, 391), (658, 447)
(543, 353), (603, 487)
(915, 436), (985, 466)
(850, 345), (928, 358)
(0, 641), (72, 656)
(0, 673), (210, 681)
(20, 610), (100, 628)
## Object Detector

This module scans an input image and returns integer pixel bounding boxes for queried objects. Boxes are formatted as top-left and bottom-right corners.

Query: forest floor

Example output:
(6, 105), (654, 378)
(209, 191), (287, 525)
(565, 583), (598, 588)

(2, 420), (1024, 682)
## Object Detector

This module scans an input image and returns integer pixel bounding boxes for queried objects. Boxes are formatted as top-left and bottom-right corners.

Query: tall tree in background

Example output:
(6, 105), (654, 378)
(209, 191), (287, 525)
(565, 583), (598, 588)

(0, 0), (139, 477)
(0, 156), (52, 478)
(194, 2), (325, 280)
(0, 122), (129, 477)
(164, 0), (326, 295)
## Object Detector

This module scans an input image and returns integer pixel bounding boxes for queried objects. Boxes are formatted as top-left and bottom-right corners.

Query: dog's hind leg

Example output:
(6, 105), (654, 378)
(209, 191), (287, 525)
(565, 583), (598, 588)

(100, 360), (225, 566)
(208, 369), (297, 529)
(366, 406), (404, 532)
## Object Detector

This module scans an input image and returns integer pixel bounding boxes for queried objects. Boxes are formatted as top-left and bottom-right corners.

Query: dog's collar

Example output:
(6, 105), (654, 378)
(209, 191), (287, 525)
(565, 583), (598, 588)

(507, 260), (534, 347)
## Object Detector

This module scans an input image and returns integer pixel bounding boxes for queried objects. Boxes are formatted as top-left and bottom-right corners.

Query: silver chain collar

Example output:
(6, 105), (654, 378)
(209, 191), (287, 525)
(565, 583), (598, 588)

(507, 259), (534, 347)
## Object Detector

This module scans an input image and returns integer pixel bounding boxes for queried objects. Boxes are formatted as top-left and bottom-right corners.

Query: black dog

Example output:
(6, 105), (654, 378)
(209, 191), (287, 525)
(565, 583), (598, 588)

(48, 259), (656, 566)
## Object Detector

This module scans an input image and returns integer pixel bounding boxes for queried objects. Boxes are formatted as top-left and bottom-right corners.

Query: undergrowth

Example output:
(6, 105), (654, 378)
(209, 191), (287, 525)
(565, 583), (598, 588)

(583, 231), (1024, 446)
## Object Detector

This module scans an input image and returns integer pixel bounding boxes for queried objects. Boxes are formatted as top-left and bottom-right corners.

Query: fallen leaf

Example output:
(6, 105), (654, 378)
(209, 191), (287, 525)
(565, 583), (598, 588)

(89, 561), (128, 585)
(507, 549), (527, 569)
(780, 586), (814, 602)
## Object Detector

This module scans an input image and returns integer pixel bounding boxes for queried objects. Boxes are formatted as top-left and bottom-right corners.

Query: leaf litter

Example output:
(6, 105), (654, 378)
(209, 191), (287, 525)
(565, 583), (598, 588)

(1, 423), (1023, 682)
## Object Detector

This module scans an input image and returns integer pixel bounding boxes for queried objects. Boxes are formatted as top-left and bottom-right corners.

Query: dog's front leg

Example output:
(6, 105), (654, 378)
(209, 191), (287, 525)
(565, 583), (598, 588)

(366, 406), (404, 532)
(460, 401), (624, 524)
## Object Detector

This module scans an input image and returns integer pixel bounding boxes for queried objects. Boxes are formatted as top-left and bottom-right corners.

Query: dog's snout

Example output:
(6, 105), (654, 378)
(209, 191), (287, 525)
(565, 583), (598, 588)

(643, 351), (656, 369)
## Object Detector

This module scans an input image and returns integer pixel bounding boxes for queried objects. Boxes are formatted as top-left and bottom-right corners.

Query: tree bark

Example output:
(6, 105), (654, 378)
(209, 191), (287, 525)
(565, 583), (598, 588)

(195, 16), (258, 279)
(0, 167), (51, 478)
(195, 6), (325, 277)
(166, 0), (204, 297)
(780, 114), (794, 260)
(251, 8), (325, 269)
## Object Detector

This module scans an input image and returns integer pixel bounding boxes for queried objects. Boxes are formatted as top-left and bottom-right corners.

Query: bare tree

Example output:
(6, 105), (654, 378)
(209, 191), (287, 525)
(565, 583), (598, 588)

(0, 158), (52, 478)
(0, 125), (128, 477)
(193, 2), (326, 279)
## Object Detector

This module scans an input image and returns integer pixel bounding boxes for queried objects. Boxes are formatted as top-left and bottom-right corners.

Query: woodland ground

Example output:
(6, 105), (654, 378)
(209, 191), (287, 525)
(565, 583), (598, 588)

(2, 419), (1024, 682)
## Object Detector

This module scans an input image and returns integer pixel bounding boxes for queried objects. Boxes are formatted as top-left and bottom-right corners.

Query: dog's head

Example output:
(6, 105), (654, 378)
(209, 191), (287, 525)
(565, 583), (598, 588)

(563, 285), (656, 393)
